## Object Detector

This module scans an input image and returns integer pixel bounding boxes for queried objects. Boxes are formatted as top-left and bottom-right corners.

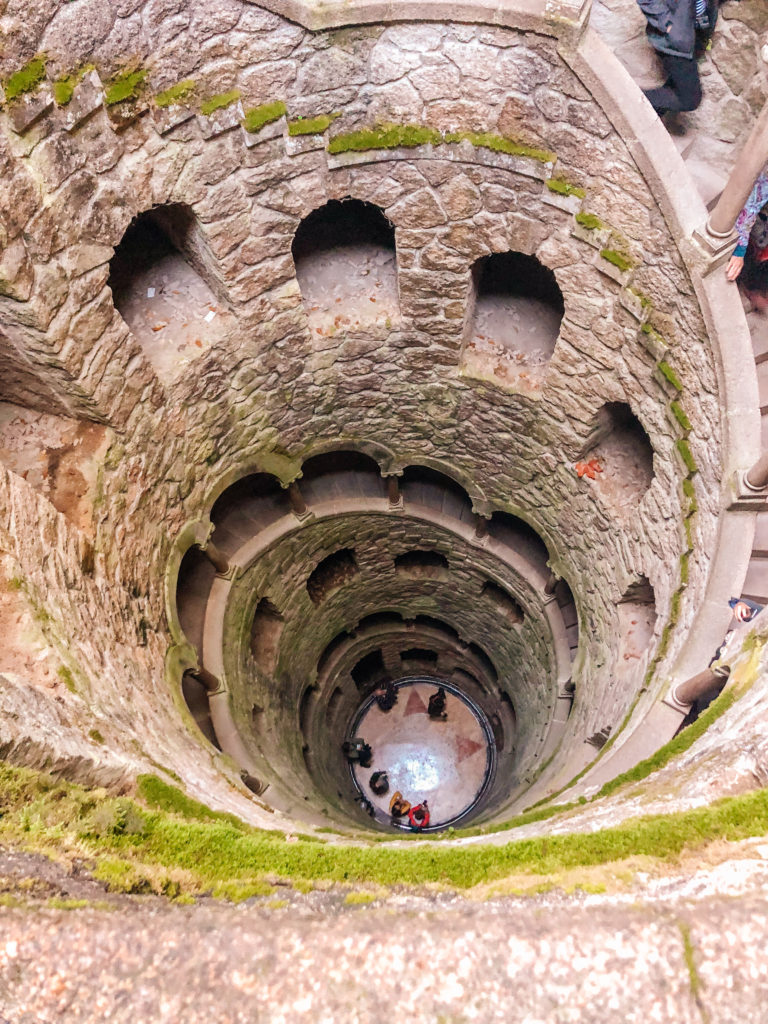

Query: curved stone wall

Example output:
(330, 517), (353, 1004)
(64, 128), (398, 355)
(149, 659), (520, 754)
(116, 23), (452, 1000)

(0, 0), (758, 827)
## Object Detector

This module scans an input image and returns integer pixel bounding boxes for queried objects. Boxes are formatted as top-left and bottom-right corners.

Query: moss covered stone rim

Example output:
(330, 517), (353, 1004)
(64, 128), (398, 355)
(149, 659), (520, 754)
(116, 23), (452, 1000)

(546, 177), (586, 199)
(4, 761), (768, 893)
(155, 79), (196, 109)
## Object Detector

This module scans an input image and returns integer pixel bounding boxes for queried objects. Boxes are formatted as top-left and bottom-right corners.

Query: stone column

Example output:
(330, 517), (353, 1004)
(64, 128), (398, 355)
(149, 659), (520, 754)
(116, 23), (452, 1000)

(745, 452), (768, 491)
(201, 540), (230, 576)
(474, 514), (489, 540)
(544, 572), (558, 596)
(190, 666), (222, 693)
(286, 480), (308, 517)
(706, 99), (768, 240)
(671, 665), (730, 707)
(386, 475), (401, 508)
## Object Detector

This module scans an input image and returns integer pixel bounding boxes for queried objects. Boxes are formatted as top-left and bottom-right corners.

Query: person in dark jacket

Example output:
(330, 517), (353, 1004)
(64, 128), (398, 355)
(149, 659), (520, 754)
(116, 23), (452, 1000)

(636, 0), (717, 116)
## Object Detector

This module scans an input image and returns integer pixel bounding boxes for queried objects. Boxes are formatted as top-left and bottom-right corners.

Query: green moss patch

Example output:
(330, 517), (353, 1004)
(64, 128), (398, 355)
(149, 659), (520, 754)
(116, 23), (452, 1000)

(328, 123), (442, 152)
(574, 212), (603, 230)
(104, 68), (148, 106)
(676, 439), (698, 475)
(4, 56), (47, 102)
(327, 123), (555, 163)
(599, 248), (633, 273)
(670, 400), (692, 432)
(546, 178), (585, 198)
(199, 89), (241, 117)
(52, 75), (77, 106)
(155, 79), (196, 109)
(242, 100), (286, 133)
(288, 112), (338, 136)
(658, 360), (683, 391)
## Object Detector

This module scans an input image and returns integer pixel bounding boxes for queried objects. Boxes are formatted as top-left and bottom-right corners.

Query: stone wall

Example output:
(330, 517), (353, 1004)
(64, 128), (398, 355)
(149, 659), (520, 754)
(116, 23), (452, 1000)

(0, 0), (753, 821)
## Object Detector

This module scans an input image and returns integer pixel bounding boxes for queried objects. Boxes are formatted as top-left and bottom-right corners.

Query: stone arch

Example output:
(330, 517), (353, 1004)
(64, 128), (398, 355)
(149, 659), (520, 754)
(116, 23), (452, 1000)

(292, 198), (399, 333)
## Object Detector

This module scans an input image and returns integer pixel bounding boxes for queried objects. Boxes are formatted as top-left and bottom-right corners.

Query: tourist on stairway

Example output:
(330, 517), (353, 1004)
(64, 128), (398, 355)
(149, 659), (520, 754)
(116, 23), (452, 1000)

(408, 801), (430, 829)
(374, 678), (398, 712)
(369, 770), (390, 796)
(636, 0), (717, 117)
(342, 737), (373, 768)
(428, 686), (448, 720)
(389, 791), (411, 820)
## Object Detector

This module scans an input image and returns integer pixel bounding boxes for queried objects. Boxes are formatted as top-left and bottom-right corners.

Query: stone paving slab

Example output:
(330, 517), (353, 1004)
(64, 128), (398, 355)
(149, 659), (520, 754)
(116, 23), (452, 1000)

(1, 895), (767, 1023)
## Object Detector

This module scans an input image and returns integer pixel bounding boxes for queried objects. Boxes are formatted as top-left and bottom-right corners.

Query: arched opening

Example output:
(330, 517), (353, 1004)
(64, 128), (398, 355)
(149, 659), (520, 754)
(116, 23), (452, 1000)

(351, 649), (386, 691)
(317, 630), (354, 677)
(481, 581), (524, 625)
(413, 615), (460, 643)
(487, 511), (550, 570)
(463, 251), (563, 384)
(394, 549), (449, 580)
(357, 611), (404, 631)
(181, 673), (220, 749)
(250, 598), (284, 676)
(615, 575), (657, 689)
(210, 473), (290, 555)
(307, 548), (358, 605)
(108, 204), (231, 380)
(399, 647), (439, 666)
(581, 402), (655, 509)
(292, 199), (399, 334)
(176, 546), (217, 653)
(400, 465), (474, 522)
(299, 449), (387, 504)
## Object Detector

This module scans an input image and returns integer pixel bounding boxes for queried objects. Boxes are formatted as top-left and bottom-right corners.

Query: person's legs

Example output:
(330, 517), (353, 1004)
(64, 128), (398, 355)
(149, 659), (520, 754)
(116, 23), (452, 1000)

(644, 53), (702, 114)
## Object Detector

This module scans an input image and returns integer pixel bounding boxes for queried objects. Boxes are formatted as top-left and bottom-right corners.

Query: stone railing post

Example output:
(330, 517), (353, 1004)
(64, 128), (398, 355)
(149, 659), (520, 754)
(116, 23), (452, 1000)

(703, 99), (768, 248)
(745, 452), (768, 492)
(670, 665), (730, 708)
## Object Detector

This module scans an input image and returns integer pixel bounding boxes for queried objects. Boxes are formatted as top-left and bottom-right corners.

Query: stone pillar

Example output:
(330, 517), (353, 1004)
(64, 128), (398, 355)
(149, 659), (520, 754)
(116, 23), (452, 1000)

(189, 666), (222, 693)
(706, 99), (768, 240)
(745, 452), (768, 491)
(386, 475), (401, 508)
(544, 572), (558, 596)
(287, 480), (308, 517)
(474, 514), (489, 540)
(201, 540), (230, 576)
(671, 665), (730, 707)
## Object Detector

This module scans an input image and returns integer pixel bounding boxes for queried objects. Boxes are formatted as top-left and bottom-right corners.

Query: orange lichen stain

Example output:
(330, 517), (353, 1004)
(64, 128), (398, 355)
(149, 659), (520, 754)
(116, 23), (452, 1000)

(195, 339), (203, 348)
(575, 459), (603, 480)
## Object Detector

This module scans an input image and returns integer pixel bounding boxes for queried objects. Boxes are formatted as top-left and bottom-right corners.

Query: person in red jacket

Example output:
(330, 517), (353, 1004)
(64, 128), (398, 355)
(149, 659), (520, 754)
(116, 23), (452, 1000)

(408, 801), (430, 829)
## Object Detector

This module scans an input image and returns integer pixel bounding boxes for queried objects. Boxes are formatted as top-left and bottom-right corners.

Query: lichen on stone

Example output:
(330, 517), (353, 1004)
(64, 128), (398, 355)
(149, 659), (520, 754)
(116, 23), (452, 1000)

(242, 100), (286, 133)
(4, 55), (47, 102)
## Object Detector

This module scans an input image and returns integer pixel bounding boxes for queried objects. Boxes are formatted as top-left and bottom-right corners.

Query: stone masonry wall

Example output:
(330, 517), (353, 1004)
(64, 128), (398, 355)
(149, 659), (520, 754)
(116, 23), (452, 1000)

(0, 0), (736, 813)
